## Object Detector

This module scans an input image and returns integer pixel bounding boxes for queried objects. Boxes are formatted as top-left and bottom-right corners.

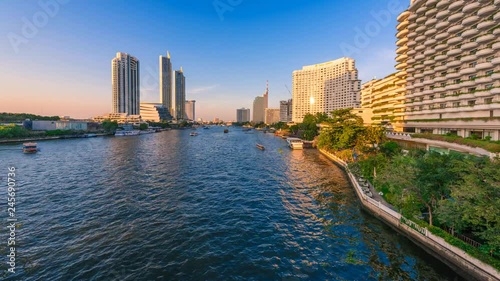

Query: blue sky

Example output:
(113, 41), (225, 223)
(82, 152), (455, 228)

(0, 0), (408, 121)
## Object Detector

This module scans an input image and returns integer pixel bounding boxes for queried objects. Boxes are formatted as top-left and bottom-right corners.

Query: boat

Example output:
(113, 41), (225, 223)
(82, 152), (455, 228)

(224, 129), (229, 133)
(256, 144), (265, 150)
(203, 126), (209, 129)
(286, 137), (304, 150)
(23, 143), (38, 154)
(190, 132), (198, 136)
(84, 133), (97, 138)
(115, 130), (141, 137)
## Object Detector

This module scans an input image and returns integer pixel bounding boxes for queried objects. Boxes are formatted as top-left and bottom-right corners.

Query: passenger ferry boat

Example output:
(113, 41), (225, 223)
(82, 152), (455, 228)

(115, 130), (141, 137)
(286, 138), (304, 150)
(23, 143), (38, 154)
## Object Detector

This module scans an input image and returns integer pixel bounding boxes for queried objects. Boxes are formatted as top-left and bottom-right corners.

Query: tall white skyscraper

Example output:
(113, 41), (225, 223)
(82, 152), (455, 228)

(160, 52), (173, 113)
(292, 57), (360, 123)
(173, 68), (186, 120)
(112, 52), (140, 115)
(185, 100), (196, 121)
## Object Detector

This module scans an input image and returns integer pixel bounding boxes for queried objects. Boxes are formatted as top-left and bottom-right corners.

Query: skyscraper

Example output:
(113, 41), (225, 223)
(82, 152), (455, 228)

(236, 108), (250, 123)
(292, 58), (360, 123)
(160, 52), (173, 113)
(112, 52), (140, 115)
(265, 108), (280, 125)
(173, 68), (186, 120)
(185, 100), (196, 121)
(252, 82), (269, 123)
(280, 99), (293, 123)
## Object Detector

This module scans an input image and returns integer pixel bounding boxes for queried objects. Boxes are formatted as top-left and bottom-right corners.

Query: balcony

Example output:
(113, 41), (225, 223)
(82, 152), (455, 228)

(435, 21), (450, 30)
(462, 16), (480, 26)
(407, 76), (415, 82)
(436, 55), (450, 62)
(426, 0), (438, 5)
(395, 79), (406, 86)
(463, 2), (480, 13)
(425, 18), (438, 27)
(407, 58), (416, 64)
(407, 67), (416, 73)
(415, 54), (425, 60)
(408, 31), (418, 39)
(446, 84), (461, 91)
(414, 78), (424, 84)
(434, 76), (447, 82)
(395, 71), (407, 78)
(476, 34), (495, 44)
(448, 60), (461, 67)
(396, 53), (408, 62)
(460, 67), (476, 75)
(416, 17), (427, 24)
(493, 42), (500, 50)
(397, 11), (411, 22)
(492, 57), (500, 65)
(396, 29), (409, 39)
(396, 45), (408, 54)
(447, 37), (462, 45)
(395, 88), (406, 94)
(424, 28), (437, 37)
(446, 72), (461, 79)
(492, 87), (500, 95)
(433, 87), (446, 94)
(416, 6), (427, 15)
(475, 76), (493, 84)
(407, 49), (417, 56)
(423, 59), (435, 66)
(408, 22), (418, 30)
(434, 43), (448, 51)
(415, 64), (425, 70)
(448, 13), (464, 23)
(415, 35), (426, 42)
(477, 20), (495, 30)
(447, 49), (462, 56)
(435, 10), (449, 20)
(423, 79), (434, 85)
(426, 8), (438, 17)
(494, 28), (500, 36)
(415, 25), (426, 34)
(434, 32), (449, 40)
(407, 40), (417, 47)
(423, 68), (435, 75)
(448, 0), (465, 11)
(436, 0), (450, 9)
(447, 24), (463, 34)
(477, 5), (496, 17)
(406, 84), (415, 90)
(476, 62), (494, 70)
(495, 11), (500, 21)
(415, 44), (426, 51)
(424, 39), (437, 46)
(435, 65), (448, 72)
(461, 80), (475, 87)
(423, 49), (436, 56)
(395, 62), (407, 70)
(397, 20), (409, 31)
(461, 54), (477, 62)
(461, 41), (478, 50)
(396, 37), (409, 46)
(477, 48), (494, 57)
(422, 89), (434, 95)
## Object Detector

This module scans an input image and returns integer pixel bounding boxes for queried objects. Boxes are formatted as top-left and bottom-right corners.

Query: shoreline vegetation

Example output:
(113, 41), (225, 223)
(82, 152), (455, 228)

(298, 109), (500, 271)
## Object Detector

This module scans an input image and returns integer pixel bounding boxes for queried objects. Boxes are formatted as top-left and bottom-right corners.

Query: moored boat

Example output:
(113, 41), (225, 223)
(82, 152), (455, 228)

(23, 143), (38, 154)
(224, 129), (229, 133)
(256, 144), (265, 150)
(190, 132), (198, 136)
(115, 130), (141, 137)
(286, 137), (304, 150)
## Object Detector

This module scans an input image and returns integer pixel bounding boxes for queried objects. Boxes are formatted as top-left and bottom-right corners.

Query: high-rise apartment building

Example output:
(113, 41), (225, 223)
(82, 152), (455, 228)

(292, 58), (361, 123)
(265, 108), (280, 125)
(280, 99), (293, 123)
(173, 68), (186, 120)
(185, 100), (196, 121)
(252, 82), (269, 123)
(112, 52), (140, 115)
(359, 73), (406, 132)
(236, 108), (250, 123)
(396, 0), (499, 140)
(160, 52), (173, 113)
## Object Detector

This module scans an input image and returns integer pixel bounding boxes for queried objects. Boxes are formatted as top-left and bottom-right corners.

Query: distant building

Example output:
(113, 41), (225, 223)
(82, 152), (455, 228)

(252, 82), (269, 123)
(265, 108), (280, 125)
(93, 113), (141, 124)
(160, 52), (173, 113)
(236, 108), (250, 123)
(173, 68), (186, 120)
(292, 57), (360, 123)
(32, 120), (88, 131)
(140, 103), (172, 122)
(112, 52), (140, 115)
(185, 100), (196, 121)
(213, 117), (220, 123)
(280, 99), (293, 123)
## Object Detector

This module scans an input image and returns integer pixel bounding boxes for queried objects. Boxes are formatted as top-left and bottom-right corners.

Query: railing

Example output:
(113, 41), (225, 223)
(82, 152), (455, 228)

(444, 227), (483, 248)
(319, 149), (500, 281)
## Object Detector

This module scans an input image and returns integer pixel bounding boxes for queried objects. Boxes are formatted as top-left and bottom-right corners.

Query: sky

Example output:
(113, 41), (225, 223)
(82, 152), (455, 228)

(0, 0), (408, 121)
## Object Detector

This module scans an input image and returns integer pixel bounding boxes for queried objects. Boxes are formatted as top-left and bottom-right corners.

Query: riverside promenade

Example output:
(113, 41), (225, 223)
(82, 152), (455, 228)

(320, 149), (500, 281)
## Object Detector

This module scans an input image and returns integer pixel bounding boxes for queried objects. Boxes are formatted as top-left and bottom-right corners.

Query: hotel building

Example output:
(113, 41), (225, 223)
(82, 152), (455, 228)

(280, 99), (293, 123)
(253, 83), (269, 123)
(292, 58), (361, 123)
(140, 103), (171, 122)
(173, 68), (186, 120)
(160, 52), (173, 114)
(185, 100), (196, 121)
(265, 108), (281, 125)
(396, 0), (500, 140)
(236, 108), (250, 123)
(112, 52), (140, 115)
(359, 73), (406, 132)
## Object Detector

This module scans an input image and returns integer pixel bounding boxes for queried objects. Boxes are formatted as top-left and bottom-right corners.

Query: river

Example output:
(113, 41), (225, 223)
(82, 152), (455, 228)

(0, 127), (463, 280)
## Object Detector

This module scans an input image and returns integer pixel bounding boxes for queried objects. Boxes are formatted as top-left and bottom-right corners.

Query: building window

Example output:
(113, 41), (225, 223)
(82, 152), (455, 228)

(468, 88), (476, 93)
(469, 75), (476, 80)
(469, 62), (477, 68)
(470, 50), (477, 55)
(485, 98), (493, 104)
(468, 100), (476, 106)
(454, 79), (461, 84)
(440, 103), (446, 109)
(440, 93), (446, 98)
(486, 70), (494, 76)
(485, 84), (493, 89)
(429, 95), (434, 100)
(453, 102), (460, 107)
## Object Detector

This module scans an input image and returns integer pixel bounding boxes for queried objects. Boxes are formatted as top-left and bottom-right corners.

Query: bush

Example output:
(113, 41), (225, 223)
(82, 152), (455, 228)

(413, 133), (500, 153)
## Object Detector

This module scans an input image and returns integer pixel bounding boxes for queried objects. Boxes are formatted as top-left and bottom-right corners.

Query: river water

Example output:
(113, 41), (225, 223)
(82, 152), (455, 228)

(0, 127), (462, 280)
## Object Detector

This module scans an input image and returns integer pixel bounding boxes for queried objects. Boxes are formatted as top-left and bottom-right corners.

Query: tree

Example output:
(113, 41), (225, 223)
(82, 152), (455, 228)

(139, 123), (149, 130)
(102, 120), (118, 133)
(317, 108), (365, 151)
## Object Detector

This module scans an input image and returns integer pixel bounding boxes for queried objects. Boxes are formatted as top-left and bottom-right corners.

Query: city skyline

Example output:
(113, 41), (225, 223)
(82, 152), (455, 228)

(0, 0), (406, 121)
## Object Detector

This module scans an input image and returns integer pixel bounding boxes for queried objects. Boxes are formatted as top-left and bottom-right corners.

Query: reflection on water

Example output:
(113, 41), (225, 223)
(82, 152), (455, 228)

(0, 128), (463, 280)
